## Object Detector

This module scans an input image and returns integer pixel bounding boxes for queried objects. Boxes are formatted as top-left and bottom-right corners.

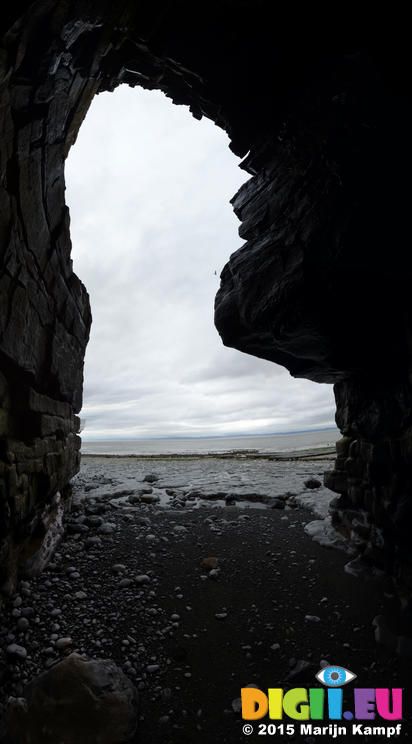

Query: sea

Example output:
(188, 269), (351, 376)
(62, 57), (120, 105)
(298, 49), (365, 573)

(81, 428), (340, 456)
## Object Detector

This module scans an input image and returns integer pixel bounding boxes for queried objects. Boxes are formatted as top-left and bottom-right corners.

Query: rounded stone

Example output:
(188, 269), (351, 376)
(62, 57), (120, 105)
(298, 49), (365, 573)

(55, 637), (73, 650)
(4, 653), (138, 744)
(6, 643), (27, 660)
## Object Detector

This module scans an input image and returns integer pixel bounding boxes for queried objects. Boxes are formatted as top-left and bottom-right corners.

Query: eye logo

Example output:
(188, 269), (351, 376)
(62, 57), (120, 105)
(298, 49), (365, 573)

(316, 665), (357, 687)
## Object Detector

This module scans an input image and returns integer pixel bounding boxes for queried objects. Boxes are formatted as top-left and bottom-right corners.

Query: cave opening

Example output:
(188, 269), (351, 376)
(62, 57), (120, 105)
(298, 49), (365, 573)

(65, 84), (337, 446)
(1, 4), (412, 740)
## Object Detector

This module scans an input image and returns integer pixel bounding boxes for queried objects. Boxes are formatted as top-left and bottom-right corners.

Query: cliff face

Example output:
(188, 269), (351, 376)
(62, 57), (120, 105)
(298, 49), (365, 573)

(0, 3), (411, 594)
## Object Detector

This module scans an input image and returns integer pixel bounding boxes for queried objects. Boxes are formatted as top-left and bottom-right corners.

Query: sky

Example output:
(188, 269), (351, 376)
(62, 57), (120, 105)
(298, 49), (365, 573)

(65, 85), (336, 441)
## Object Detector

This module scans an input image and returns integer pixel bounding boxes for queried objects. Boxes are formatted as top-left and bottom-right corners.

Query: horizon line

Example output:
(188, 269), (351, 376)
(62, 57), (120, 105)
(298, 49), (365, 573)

(81, 426), (338, 443)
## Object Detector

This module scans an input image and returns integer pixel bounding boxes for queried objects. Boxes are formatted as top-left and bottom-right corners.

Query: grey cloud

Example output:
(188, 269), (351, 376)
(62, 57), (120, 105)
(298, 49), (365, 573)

(65, 85), (336, 440)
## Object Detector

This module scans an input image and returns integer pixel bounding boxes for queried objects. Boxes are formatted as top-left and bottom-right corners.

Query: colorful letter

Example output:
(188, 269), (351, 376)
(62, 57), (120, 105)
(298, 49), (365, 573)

(355, 689), (376, 720)
(309, 688), (325, 720)
(376, 689), (402, 720)
(283, 688), (309, 720)
(241, 688), (268, 720)
(268, 688), (283, 719)
(328, 688), (343, 720)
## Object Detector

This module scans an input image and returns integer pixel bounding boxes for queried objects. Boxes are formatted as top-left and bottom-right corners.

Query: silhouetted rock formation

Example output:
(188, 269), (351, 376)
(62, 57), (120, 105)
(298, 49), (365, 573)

(0, 3), (411, 594)
(214, 26), (412, 595)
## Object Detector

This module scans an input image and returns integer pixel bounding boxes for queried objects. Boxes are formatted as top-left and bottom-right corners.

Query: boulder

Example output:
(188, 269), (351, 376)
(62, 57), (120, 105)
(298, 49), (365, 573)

(3, 653), (138, 744)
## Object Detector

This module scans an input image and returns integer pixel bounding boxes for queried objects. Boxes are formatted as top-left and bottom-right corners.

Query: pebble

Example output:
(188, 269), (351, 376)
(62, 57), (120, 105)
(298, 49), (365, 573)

(140, 494), (160, 504)
(127, 494), (141, 505)
(304, 478), (322, 489)
(136, 575), (150, 584)
(85, 536), (102, 548)
(112, 564), (127, 573)
(6, 643), (27, 660)
(98, 523), (116, 534)
(55, 637), (73, 650)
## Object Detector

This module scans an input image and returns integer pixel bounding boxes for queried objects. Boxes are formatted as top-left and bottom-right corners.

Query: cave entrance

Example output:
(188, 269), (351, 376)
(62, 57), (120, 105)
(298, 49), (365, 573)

(59, 89), (348, 738)
(65, 84), (336, 447)
(2, 6), (410, 741)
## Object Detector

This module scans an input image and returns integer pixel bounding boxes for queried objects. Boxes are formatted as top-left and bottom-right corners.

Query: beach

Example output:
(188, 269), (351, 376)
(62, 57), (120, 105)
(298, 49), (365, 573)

(1, 444), (410, 743)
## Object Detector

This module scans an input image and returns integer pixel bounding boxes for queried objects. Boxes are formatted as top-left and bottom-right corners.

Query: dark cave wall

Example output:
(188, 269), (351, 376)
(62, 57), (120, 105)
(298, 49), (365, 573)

(0, 0), (284, 593)
(214, 41), (412, 592)
(326, 379), (412, 593)
(0, 6), (96, 590)
(0, 1), (411, 594)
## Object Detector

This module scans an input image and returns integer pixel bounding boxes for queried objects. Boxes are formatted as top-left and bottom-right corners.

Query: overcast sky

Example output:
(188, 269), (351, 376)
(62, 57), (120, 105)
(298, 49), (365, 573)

(65, 85), (336, 440)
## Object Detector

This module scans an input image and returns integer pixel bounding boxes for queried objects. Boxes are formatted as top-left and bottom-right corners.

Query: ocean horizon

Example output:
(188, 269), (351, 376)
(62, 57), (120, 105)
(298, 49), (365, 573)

(81, 427), (340, 456)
